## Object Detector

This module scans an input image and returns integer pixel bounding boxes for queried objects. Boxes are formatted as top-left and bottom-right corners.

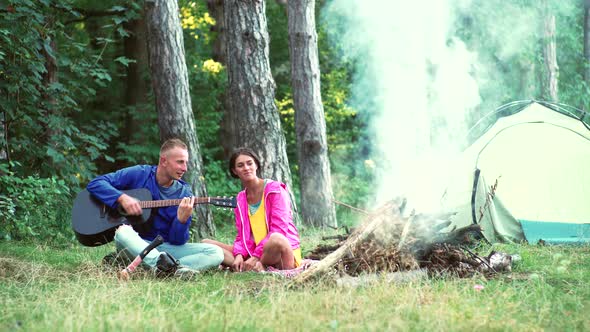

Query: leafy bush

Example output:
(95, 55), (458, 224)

(0, 166), (72, 244)
(0, 0), (128, 187)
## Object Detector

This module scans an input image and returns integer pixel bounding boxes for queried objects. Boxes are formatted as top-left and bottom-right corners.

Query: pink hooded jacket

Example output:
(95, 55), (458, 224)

(232, 180), (300, 259)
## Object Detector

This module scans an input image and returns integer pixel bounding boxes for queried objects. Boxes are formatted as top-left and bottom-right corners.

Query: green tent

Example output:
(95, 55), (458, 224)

(440, 101), (590, 244)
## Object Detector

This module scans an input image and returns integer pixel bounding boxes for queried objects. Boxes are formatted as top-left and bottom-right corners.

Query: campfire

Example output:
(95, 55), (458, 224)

(294, 198), (514, 285)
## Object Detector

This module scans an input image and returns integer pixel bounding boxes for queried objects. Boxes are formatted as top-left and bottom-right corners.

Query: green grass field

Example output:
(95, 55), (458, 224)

(1, 232), (589, 332)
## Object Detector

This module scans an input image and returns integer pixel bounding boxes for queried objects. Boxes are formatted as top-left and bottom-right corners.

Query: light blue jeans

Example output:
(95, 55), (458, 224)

(114, 225), (223, 271)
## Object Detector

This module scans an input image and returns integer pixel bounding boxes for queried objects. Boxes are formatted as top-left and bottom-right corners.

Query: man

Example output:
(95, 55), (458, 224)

(87, 138), (223, 277)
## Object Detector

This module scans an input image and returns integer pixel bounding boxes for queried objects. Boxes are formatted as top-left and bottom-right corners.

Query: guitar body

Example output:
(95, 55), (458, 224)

(71, 189), (153, 247)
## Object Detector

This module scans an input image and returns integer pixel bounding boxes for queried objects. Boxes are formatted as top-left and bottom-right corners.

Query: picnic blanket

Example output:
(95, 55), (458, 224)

(263, 259), (319, 278)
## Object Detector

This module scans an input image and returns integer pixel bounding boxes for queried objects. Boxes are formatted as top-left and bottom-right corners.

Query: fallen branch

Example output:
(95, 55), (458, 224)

(292, 198), (403, 285)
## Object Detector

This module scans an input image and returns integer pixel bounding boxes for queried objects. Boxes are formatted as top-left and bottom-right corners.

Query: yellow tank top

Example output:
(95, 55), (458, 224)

(249, 195), (268, 245)
(249, 189), (302, 268)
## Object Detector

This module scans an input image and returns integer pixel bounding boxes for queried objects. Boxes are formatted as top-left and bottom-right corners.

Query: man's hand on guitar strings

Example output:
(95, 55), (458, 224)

(177, 196), (195, 224)
(117, 193), (143, 216)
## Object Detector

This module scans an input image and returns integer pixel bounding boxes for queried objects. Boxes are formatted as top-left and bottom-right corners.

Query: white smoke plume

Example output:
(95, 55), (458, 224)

(323, 0), (483, 212)
(322, 0), (580, 212)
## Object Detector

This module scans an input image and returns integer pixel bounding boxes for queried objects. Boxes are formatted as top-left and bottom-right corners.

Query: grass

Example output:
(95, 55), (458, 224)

(1, 232), (589, 332)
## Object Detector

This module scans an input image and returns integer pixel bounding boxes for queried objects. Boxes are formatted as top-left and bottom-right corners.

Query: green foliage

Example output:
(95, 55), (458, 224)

(329, 147), (375, 226)
(115, 104), (160, 165)
(0, 165), (72, 243)
(179, 1), (235, 200)
(267, 1), (291, 98)
(266, 3), (374, 224)
(2, 0), (589, 242)
(454, 0), (587, 116)
(316, 16), (374, 222)
(0, 0), (132, 187)
(554, 4), (589, 109)
(275, 95), (297, 164)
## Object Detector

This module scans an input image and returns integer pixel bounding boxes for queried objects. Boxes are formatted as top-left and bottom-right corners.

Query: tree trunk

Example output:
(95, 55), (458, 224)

(541, 3), (558, 101)
(224, 0), (293, 189)
(144, 0), (215, 238)
(584, 0), (590, 90)
(206, 0), (227, 65)
(287, 0), (336, 228)
(122, 17), (150, 151)
(206, 0), (234, 159)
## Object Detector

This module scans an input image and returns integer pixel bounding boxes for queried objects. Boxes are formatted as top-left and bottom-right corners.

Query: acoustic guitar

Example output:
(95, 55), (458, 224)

(71, 188), (236, 247)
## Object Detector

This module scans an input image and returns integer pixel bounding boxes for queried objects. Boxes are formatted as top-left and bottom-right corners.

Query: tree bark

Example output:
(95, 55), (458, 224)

(224, 0), (293, 189)
(287, 0), (336, 228)
(206, 0), (227, 65)
(205, 0), (234, 159)
(144, 0), (215, 238)
(541, 2), (558, 102)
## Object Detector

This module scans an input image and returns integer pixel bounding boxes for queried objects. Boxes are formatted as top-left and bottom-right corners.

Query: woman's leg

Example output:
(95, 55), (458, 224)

(202, 239), (234, 267)
(260, 233), (295, 270)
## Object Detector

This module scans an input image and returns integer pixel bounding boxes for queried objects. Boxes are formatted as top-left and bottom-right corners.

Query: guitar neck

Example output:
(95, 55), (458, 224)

(139, 197), (214, 209)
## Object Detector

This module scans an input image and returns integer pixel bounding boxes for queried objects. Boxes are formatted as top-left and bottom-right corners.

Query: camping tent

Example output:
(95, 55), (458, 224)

(440, 101), (590, 244)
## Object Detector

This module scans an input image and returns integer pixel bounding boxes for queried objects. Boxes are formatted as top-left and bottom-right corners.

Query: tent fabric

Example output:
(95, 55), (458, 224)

(441, 101), (590, 244)
(519, 220), (590, 244)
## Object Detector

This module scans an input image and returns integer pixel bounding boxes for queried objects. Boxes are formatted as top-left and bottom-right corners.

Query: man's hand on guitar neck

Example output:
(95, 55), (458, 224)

(177, 196), (195, 224)
(117, 193), (143, 216)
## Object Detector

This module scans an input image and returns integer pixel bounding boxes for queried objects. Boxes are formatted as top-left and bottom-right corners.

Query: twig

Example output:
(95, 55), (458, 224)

(461, 245), (495, 273)
(397, 213), (413, 251)
(477, 177), (500, 224)
(332, 199), (369, 215)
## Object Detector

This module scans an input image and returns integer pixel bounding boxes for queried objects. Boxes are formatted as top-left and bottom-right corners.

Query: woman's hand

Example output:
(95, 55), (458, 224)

(244, 256), (264, 272)
(232, 254), (244, 272)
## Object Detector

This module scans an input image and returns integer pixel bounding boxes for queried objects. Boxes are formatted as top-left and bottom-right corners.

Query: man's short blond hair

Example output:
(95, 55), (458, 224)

(160, 138), (188, 156)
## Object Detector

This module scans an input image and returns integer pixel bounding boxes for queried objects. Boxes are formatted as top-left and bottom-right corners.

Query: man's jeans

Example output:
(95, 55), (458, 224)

(114, 225), (223, 271)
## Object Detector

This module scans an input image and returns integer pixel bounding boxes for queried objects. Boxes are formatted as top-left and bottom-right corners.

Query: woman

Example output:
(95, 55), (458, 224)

(204, 147), (301, 272)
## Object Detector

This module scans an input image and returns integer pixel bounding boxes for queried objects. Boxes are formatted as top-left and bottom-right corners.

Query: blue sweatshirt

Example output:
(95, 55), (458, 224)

(86, 165), (192, 245)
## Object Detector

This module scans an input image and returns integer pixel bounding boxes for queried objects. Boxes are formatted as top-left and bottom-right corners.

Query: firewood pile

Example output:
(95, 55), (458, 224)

(318, 238), (420, 275)
(293, 198), (513, 285)
(420, 243), (513, 278)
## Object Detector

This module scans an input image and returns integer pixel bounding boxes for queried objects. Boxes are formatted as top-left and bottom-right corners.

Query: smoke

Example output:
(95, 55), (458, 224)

(323, 0), (481, 212)
(321, 0), (580, 213)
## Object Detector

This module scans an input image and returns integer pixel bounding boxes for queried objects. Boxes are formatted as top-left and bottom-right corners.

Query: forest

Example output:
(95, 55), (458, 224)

(1, 0), (590, 244)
